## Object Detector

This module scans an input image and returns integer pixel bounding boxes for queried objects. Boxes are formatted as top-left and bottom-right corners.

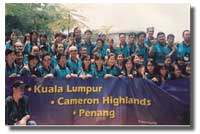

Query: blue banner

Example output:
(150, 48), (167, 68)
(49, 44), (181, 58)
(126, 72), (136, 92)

(5, 77), (190, 125)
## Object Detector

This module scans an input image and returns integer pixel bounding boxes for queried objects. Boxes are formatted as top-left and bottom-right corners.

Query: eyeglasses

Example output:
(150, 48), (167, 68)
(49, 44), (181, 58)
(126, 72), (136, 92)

(71, 50), (77, 52)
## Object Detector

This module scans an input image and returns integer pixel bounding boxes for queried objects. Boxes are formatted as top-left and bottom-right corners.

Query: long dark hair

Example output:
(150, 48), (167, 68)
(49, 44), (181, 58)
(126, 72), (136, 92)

(81, 54), (91, 71)
(146, 58), (156, 74)
(158, 64), (169, 80)
(23, 33), (30, 44)
(30, 30), (38, 45)
(9, 30), (17, 46)
(94, 54), (104, 71)
(123, 58), (134, 76)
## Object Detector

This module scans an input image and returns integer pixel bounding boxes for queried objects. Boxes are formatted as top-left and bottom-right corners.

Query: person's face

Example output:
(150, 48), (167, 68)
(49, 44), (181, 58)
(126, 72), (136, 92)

(138, 66), (145, 74)
(57, 44), (64, 53)
(108, 39), (113, 48)
(129, 35), (135, 44)
(31, 46), (39, 55)
(133, 55), (140, 64)
(138, 34), (145, 43)
(13, 87), (24, 99)
(119, 34), (126, 43)
(75, 29), (81, 38)
(183, 31), (190, 42)
(108, 56), (116, 66)
(95, 59), (103, 67)
(147, 31), (154, 38)
(70, 49), (77, 58)
(125, 60), (133, 70)
(14, 42), (24, 52)
(7, 52), (16, 63)
(83, 57), (91, 67)
(85, 32), (92, 40)
(97, 40), (103, 48)
(25, 34), (30, 40)
(42, 56), (51, 67)
(160, 67), (167, 77)
(150, 39), (156, 45)
(117, 54), (124, 63)
(16, 53), (23, 63)
(29, 58), (38, 68)
(101, 34), (106, 41)
(174, 65), (181, 77)
(10, 32), (18, 42)
(32, 33), (38, 42)
(56, 35), (63, 43)
(167, 36), (174, 45)
(177, 60), (184, 66)
(186, 64), (191, 74)
(147, 62), (154, 73)
(158, 34), (166, 44)
(80, 48), (87, 55)
(69, 35), (74, 41)
(164, 58), (172, 66)
(59, 56), (66, 66)
(40, 36), (47, 44)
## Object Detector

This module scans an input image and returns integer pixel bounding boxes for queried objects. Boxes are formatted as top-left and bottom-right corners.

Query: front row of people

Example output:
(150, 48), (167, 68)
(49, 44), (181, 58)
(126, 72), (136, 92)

(6, 47), (190, 85)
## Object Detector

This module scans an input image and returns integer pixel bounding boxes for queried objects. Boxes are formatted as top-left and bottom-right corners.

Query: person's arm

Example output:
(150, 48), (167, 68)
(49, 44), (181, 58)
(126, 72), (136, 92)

(16, 115), (30, 125)
(19, 67), (29, 77)
(149, 45), (155, 57)
(9, 73), (17, 78)
(166, 44), (177, 57)
(65, 68), (71, 79)
(44, 74), (54, 78)
(104, 74), (113, 79)
(5, 98), (14, 125)
(15, 96), (31, 125)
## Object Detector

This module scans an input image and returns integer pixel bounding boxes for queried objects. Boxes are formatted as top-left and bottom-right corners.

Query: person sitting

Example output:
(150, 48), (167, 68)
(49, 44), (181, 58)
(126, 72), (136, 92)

(6, 80), (36, 125)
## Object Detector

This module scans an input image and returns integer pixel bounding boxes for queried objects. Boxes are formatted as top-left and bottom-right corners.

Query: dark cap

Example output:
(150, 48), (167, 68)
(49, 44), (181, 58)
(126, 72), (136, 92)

(12, 80), (26, 89)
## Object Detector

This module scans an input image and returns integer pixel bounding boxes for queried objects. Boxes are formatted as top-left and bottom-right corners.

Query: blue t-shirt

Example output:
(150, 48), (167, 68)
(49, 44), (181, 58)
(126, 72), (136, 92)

(105, 64), (121, 76)
(19, 65), (40, 77)
(136, 43), (148, 65)
(128, 43), (137, 55)
(5, 63), (18, 77)
(144, 38), (152, 47)
(153, 42), (171, 64)
(93, 65), (106, 78)
(115, 43), (130, 58)
(40, 43), (54, 56)
(38, 66), (54, 77)
(80, 41), (95, 56)
(176, 41), (191, 61)
(5, 41), (13, 50)
(92, 47), (107, 57)
(78, 66), (95, 77)
(54, 64), (71, 78)
(67, 58), (82, 74)
(102, 43), (108, 50)
(24, 43), (32, 55)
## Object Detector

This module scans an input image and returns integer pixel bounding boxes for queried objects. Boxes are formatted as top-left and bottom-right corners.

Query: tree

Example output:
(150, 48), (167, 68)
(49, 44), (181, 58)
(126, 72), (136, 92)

(47, 4), (89, 34)
(5, 3), (89, 40)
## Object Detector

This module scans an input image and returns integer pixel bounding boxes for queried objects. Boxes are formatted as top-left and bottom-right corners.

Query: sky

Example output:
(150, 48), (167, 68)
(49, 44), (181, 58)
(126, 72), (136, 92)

(64, 4), (190, 42)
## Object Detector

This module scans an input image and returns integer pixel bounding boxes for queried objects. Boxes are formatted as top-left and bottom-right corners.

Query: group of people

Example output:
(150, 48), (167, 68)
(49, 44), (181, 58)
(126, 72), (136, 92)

(5, 26), (191, 85)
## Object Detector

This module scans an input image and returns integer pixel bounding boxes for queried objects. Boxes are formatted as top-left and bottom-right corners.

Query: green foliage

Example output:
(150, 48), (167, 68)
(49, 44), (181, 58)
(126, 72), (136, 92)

(5, 3), (88, 40)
